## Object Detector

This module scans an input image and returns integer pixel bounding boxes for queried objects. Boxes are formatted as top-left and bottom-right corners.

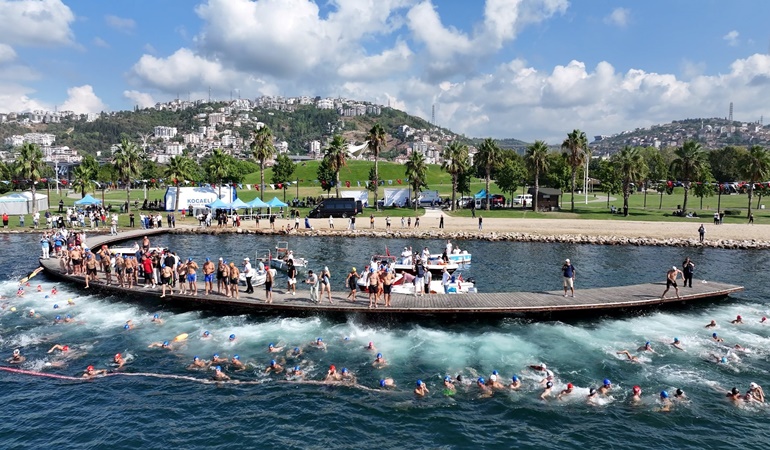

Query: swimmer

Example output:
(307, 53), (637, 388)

(147, 340), (172, 349)
(414, 379), (429, 396)
(340, 367), (355, 383)
(51, 287), (58, 295)
(530, 363), (554, 384)
(557, 383), (575, 400)
(509, 375), (522, 390)
(630, 385), (642, 403)
(747, 382), (765, 403)
(16, 287), (24, 297)
(27, 309), (37, 318)
(265, 359), (283, 374)
(587, 387), (598, 404)
(288, 366), (304, 380)
(67, 299), (75, 306)
(443, 376), (456, 392)
(124, 320), (134, 330)
(188, 356), (206, 369)
(7, 349), (25, 364)
(209, 354), (228, 365)
(540, 381), (554, 400)
(82, 365), (108, 379)
(47, 344), (70, 354)
(487, 371), (504, 389)
(228, 334), (237, 342)
(761, 317), (767, 324)
(733, 344), (746, 352)
(674, 388), (687, 401)
(731, 315), (743, 324)
(201, 330), (211, 339)
(616, 350), (640, 362)
(230, 355), (245, 370)
(477, 377), (493, 396)
(379, 378), (396, 389)
(113, 353), (126, 369)
(311, 337), (326, 350)
(599, 379), (612, 395)
(151, 313), (164, 325)
(714, 355), (729, 365)
(658, 391), (673, 412)
(364, 341), (376, 351)
(53, 315), (63, 324)
(372, 352), (387, 368)
(37, 284), (43, 292)
(324, 364), (340, 381)
(711, 332), (724, 343)
(671, 337), (684, 351)
(212, 365), (230, 381)
(267, 343), (284, 353)
(287, 347), (302, 358)
(637, 341), (655, 353)
(705, 319), (717, 328)
(63, 314), (74, 324)
(726, 387), (742, 403)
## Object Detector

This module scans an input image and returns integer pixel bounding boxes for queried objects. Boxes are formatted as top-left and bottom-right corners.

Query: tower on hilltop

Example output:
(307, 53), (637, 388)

(728, 102), (733, 122)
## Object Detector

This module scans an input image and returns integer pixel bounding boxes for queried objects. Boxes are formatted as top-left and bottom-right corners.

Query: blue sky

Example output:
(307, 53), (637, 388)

(1, 0), (769, 142)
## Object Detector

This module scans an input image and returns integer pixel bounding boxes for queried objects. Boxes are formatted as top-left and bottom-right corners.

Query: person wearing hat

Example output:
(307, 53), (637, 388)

(661, 266), (683, 300)
(82, 365), (108, 379)
(7, 348), (25, 364)
(561, 258), (576, 298)
(747, 382), (765, 402)
(242, 257), (253, 294)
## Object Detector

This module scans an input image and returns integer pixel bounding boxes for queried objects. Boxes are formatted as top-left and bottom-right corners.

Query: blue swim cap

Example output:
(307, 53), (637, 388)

(674, 337), (679, 342)
(645, 341), (650, 346)
(317, 337), (322, 342)
(417, 379), (423, 386)
(163, 341), (169, 346)
(294, 366), (300, 371)
(65, 314), (71, 319)
(444, 375), (452, 382)
(205, 258), (210, 262)
(55, 315), (61, 320)
(344, 337), (350, 341)
(124, 324), (130, 329)
(215, 365), (221, 371)
(721, 357), (728, 363)
(269, 343), (274, 347)
(604, 379), (611, 386)
(294, 347), (300, 352)
(380, 379), (386, 387)
(204, 331), (210, 336)
(492, 370), (498, 375)
(53, 303), (58, 308)
(713, 333), (718, 338)
(154, 314), (159, 319)
(342, 368), (348, 373)
(45, 295), (49, 299)
(660, 390), (669, 399)
(376, 352), (383, 358)
(271, 359), (276, 365)
(233, 355), (239, 360)
(213, 353), (219, 358)
(229, 334), (236, 340)
(512, 375), (519, 382)
(478, 377), (485, 384)
(194, 356), (199, 361)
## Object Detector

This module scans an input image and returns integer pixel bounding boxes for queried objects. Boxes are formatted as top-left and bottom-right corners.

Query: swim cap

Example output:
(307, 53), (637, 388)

(380, 379), (386, 387)
(204, 331), (210, 336)
(567, 383), (573, 389)
(194, 356), (199, 361)
(546, 381), (553, 388)
(115, 353), (121, 359)
(205, 258), (210, 262)
(124, 324), (130, 330)
(490, 374), (497, 381)
(29, 309), (34, 314)
(377, 353), (383, 358)
(660, 390), (669, 398)
(541, 363), (546, 370)
(633, 385), (641, 394)
(417, 379), (423, 386)
(13, 349), (20, 355)
(163, 341), (169, 346)
(478, 377), (485, 384)
(645, 341), (650, 346)
(213, 354), (219, 358)
(344, 337), (349, 341)
(329, 365), (335, 371)
(53, 304), (58, 308)
(229, 334), (236, 340)
(444, 375), (452, 382)
(342, 368), (348, 373)
(233, 355), (240, 360)
(368, 341), (373, 347)
(295, 366), (300, 371)
(271, 359), (277, 365)
(215, 365), (222, 371)
(750, 382), (759, 389)
(62, 346), (69, 352)
(65, 315), (71, 319)
(369, 267), (374, 273)
(721, 357), (728, 363)
(737, 315), (742, 320)
(512, 375), (519, 382)
(55, 315), (61, 320)
(676, 388), (684, 395)
(352, 267), (356, 272)
(731, 387), (739, 395)
(492, 370), (498, 375)
(589, 388), (596, 395)
(604, 379), (611, 386)
(45, 295), (49, 299)
(87, 365), (94, 371)
(672, 266), (676, 270)
(294, 347), (300, 352)
(269, 343), (274, 347)
(317, 337), (322, 342)
(673, 337), (679, 343)
(713, 332), (718, 338)
(188, 258), (193, 262)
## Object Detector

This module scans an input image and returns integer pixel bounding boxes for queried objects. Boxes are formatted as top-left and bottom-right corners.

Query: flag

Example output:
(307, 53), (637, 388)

(357, 181), (361, 187)
(365, 181), (369, 186)
(277, 183), (283, 189)
(345, 181), (350, 187)
(255, 185), (260, 191)
(270, 184), (275, 190)
(246, 184), (251, 190)
(388, 180), (393, 185)
(397, 179), (402, 184)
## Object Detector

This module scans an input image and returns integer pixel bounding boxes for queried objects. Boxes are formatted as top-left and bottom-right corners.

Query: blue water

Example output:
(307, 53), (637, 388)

(1, 232), (769, 449)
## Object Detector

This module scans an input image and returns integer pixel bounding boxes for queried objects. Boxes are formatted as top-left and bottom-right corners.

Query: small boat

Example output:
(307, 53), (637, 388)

(447, 250), (472, 264)
(238, 266), (277, 287)
(269, 242), (308, 273)
(357, 254), (475, 295)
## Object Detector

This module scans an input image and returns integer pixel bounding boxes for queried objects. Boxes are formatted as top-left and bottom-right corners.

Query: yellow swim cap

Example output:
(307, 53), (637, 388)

(10, 307), (16, 312)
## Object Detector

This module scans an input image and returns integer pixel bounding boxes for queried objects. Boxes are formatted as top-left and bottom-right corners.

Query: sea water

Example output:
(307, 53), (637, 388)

(1, 233), (769, 449)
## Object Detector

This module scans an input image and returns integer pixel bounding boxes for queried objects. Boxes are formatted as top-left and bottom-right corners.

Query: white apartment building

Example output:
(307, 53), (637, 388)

(221, 135), (237, 147)
(154, 126), (178, 140)
(411, 141), (428, 154)
(275, 141), (289, 154)
(317, 98), (334, 110)
(166, 143), (184, 155)
(183, 133), (201, 145)
(5, 133), (57, 147)
(4, 135), (24, 147)
(208, 113), (226, 126)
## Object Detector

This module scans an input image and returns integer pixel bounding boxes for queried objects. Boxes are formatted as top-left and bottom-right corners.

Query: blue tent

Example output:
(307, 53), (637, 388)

(266, 197), (288, 208)
(246, 197), (269, 208)
(206, 198), (231, 209)
(74, 194), (101, 205)
(229, 198), (249, 209)
(474, 189), (487, 199)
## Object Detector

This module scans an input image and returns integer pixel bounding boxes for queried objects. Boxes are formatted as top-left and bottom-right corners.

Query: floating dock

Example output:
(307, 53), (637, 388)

(37, 228), (744, 318)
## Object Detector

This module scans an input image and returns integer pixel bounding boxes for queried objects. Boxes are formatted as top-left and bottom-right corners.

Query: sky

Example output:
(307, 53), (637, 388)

(1, 0), (770, 143)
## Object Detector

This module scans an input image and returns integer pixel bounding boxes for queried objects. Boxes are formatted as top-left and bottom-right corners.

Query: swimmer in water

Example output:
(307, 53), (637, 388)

(443, 376), (456, 392)
(27, 309), (36, 318)
(212, 365), (230, 381)
(8, 349), (25, 364)
(124, 320), (134, 330)
(67, 299), (75, 306)
(188, 356), (206, 369)
(209, 354), (228, 365)
(705, 319), (717, 328)
(51, 287), (58, 295)
(311, 337), (326, 350)
(414, 380), (429, 396)
(372, 352), (387, 368)
(324, 365), (340, 381)
(726, 387), (742, 403)
(47, 344), (70, 354)
(37, 284), (43, 292)
(267, 343), (283, 353)
(761, 317), (767, 324)
(286, 347), (302, 358)
(587, 388), (598, 404)
(82, 365), (108, 379)
(731, 315), (743, 324)
(540, 381), (553, 400)
(288, 366), (304, 380)
(230, 355), (245, 370)
(630, 385), (642, 403)
(364, 341), (376, 351)
(228, 334), (237, 342)
(151, 314), (164, 325)
(113, 353), (126, 369)
(529, 363), (554, 385)
(658, 391), (673, 412)
(148, 340), (173, 350)
(674, 388), (687, 401)
(671, 337), (684, 351)
(557, 383), (575, 400)
(201, 330), (211, 339)
(616, 350), (640, 362)
(509, 375), (522, 390)
(265, 359), (283, 374)
(747, 382), (765, 403)
(53, 315), (63, 324)
(711, 332), (724, 342)
(486, 372), (505, 390)
(340, 368), (355, 383)
(477, 377), (493, 397)
(379, 378), (395, 389)
(63, 314), (74, 324)
(637, 341), (655, 353)
(599, 379), (612, 395)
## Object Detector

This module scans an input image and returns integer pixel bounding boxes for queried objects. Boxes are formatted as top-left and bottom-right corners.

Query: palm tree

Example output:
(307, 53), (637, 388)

(324, 135), (348, 198)
(741, 145), (770, 219)
(405, 151), (428, 211)
(112, 138), (143, 214)
(250, 126), (275, 195)
(13, 143), (44, 214)
(561, 129), (588, 212)
(612, 146), (647, 216)
(165, 155), (196, 212)
(525, 140), (550, 212)
(441, 141), (469, 211)
(367, 123), (387, 210)
(670, 141), (707, 214)
(476, 138), (501, 210)
(71, 164), (95, 199)
(205, 148), (230, 199)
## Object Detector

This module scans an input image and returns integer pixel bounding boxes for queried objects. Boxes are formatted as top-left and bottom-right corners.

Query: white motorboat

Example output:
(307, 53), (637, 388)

(357, 254), (475, 295)
(447, 250), (472, 264)
(268, 242), (308, 273)
(238, 266), (277, 287)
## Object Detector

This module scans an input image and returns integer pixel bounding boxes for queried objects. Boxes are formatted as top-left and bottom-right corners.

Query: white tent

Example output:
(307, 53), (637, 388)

(164, 186), (235, 212)
(0, 191), (48, 215)
(382, 188), (409, 207)
(346, 143), (368, 159)
(341, 190), (369, 207)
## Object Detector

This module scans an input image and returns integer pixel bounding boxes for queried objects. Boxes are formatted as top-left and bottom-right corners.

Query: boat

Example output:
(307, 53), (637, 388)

(433, 242), (472, 264)
(357, 253), (475, 295)
(109, 244), (165, 257)
(268, 242), (308, 273)
(238, 266), (277, 287)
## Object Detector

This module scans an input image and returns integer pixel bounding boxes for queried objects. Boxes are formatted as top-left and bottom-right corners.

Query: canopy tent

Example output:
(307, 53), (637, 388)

(206, 198), (231, 209)
(474, 189), (487, 199)
(0, 191), (48, 215)
(229, 198), (249, 209)
(346, 142), (368, 159)
(74, 194), (101, 206)
(246, 197), (269, 208)
(266, 197), (288, 208)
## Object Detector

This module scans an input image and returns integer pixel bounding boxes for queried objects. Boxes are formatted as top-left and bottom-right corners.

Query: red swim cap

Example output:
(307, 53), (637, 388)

(633, 385), (641, 393)
(87, 365), (94, 371)
(329, 365), (336, 371)
(567, 383), (573, 389)
(115, 353), (121, 360)
(62, 345), (69, 352)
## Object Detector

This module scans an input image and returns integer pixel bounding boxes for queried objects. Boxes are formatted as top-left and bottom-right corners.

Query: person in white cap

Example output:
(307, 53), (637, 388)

(747, 382), (765, 402)
(243, 257), (254, 294)
(661, 266), (683, 300)
(561, 258), (576, 297)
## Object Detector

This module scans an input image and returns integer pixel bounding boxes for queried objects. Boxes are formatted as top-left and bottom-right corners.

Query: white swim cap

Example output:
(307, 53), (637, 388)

(672, 266), (677, 270)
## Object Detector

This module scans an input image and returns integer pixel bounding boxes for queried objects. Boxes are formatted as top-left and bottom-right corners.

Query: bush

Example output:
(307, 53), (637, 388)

(723, 210), (742, 216)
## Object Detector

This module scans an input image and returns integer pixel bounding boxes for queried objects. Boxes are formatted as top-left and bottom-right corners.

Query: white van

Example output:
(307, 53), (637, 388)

(513, 194), (532, 205)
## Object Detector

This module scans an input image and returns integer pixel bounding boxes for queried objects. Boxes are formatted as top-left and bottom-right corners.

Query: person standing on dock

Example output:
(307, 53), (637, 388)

(203, 258), (216, 295)
(264, 266), (274, 303)
(186, 258), (199, 296)
(306, 270), (319, 303)
(562, 259), (576, 298)
(661, 266), (683, 300)
(682, 257), (695, 288)
(345, 267), (359, 302)
(698, 224), (705, 243)
(242, 258), (253, 294)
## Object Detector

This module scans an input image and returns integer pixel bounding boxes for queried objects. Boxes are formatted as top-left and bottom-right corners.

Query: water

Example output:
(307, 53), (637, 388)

(1, 233), (769, 449)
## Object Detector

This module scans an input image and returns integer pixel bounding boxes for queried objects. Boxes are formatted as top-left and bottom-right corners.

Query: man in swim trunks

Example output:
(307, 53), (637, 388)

(367, 268), (379, 308)
(264, 265), (273, 303)
(382, 268), (394, 307)
(661, 266), (683, 299)
(228, 262), (240, 300)
(84, 252), (98, 289)
(186, 258), (199, 295)
(159, 264), (174, 297)
(286, 259), (297, 296)
(203, 258), (215, 295)
(216, 258), (226, 294)
(414, 379), (429, 396)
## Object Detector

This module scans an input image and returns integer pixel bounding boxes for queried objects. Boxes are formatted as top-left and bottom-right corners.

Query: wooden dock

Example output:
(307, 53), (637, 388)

(37, 228), (744, 318)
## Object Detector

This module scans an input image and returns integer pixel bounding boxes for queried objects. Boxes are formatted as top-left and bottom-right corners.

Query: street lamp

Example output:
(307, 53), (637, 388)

(578, 148), (590, 205)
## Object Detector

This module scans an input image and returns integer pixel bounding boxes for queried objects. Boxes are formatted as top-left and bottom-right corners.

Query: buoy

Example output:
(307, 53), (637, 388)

(173, 333), (189, 342)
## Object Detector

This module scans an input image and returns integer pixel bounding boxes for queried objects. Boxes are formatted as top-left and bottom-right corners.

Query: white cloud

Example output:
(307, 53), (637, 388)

(0, 83), (49, 113)
(723, 30), (739, 47)
(93, 37), (110, 49)
(604, 7), (630, 28)
(59, 85), (106, 113)
(0, 44), (16, 64)
(0, 0), (75, 47)
(123, 90), (156, 108)
(105, 14), (136, 33)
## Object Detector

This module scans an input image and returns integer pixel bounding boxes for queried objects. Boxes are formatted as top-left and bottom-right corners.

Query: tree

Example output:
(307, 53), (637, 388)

(542, 153), (571, 194)
(72, 155), (98, 198)
(740, 145), (770, 219)
(612, 146), (647, 216)
(640, 147), (668, 209)
(367, 123), (387, 210)
(324, 135), (348, 198)
(595, 159), (621, 208)
(366, 167), (378, 195)
(495, 154), (527, 208)
(709, 146), (747, 183)
(165, 156), (196, 212)
(13, 143), (44, 213)
(441, 141), (469, 210)
(692, 177), (715, 210)
(476, 138), (502, 210)
(525, 140), (550, 211)
(112, 138), (143, 214)
(316, 157), (335, 197)
(271, 153), (296, 186)
(205, 148), (231, 198)
(670, 141), (707, 213)
(405, 151), (428, 211)
(561, 129), (588, 212)
(251, 126), (275, 195)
